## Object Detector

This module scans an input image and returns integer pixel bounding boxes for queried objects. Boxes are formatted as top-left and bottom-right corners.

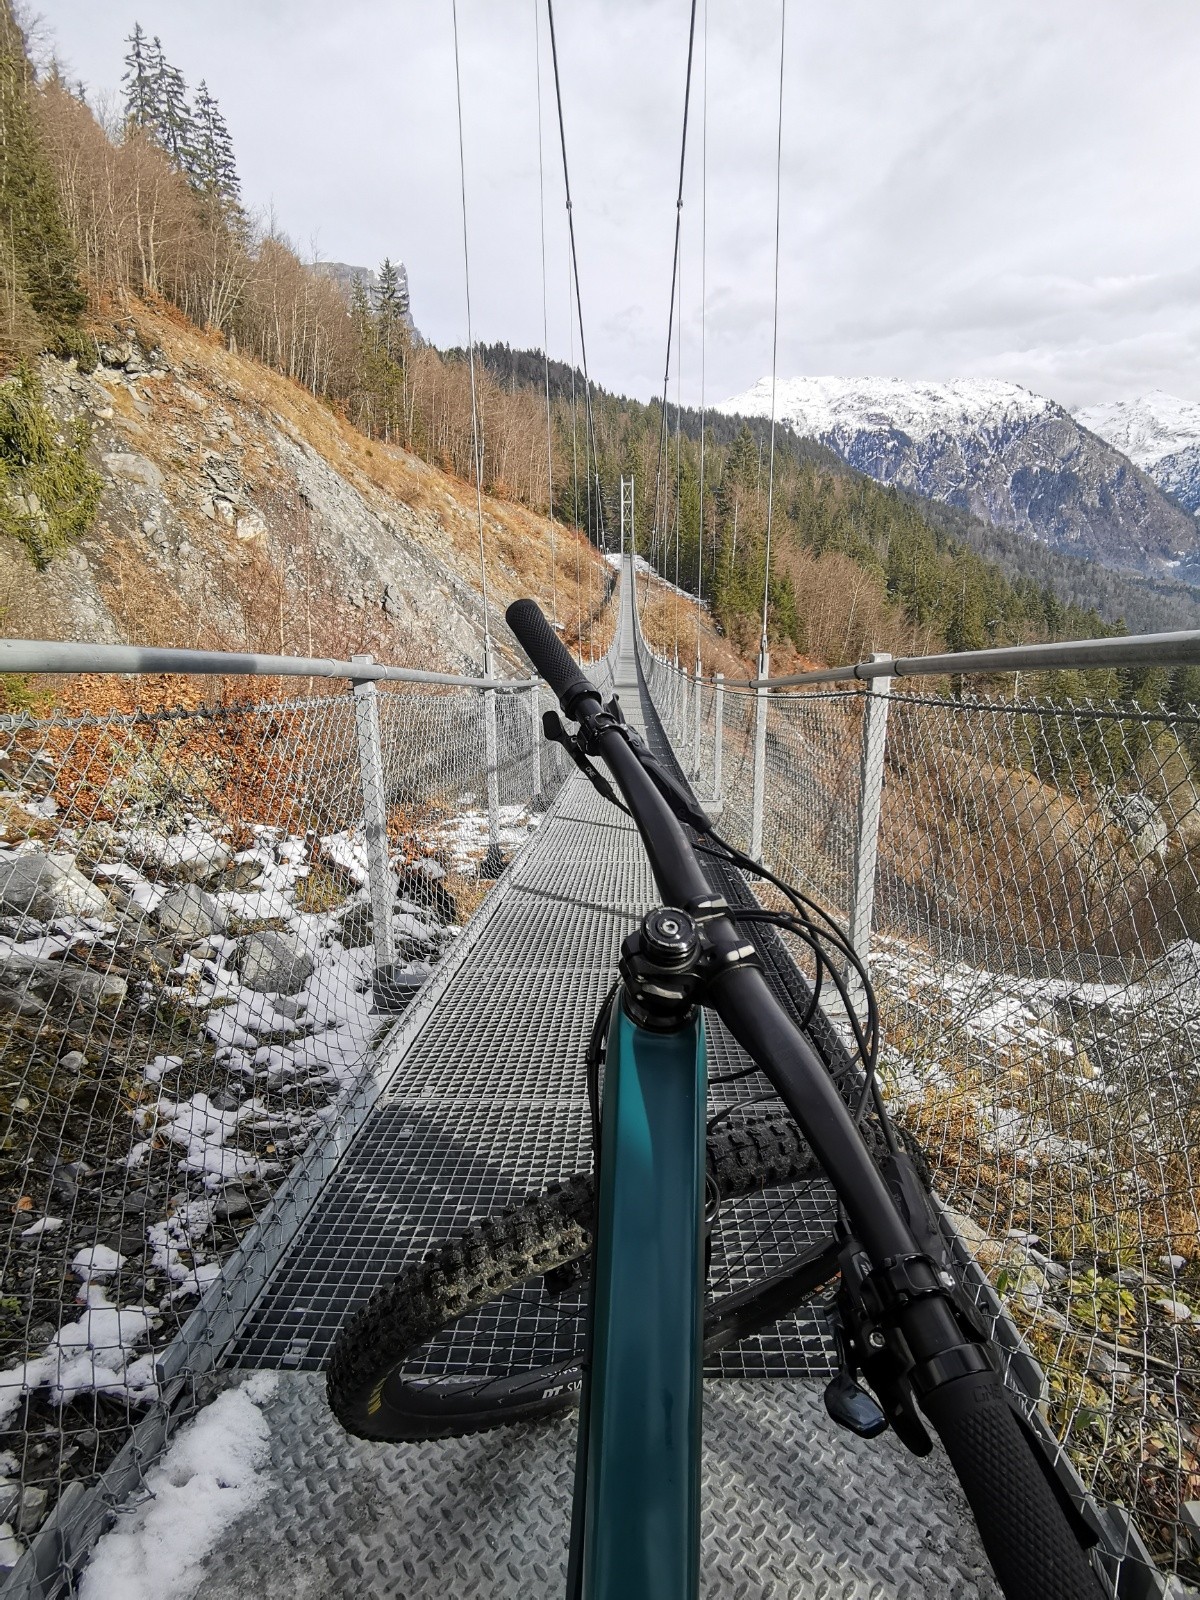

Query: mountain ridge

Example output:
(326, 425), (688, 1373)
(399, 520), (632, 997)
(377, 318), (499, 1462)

(717, 374), (1200, 582)
(1074, 391), (1200, 516)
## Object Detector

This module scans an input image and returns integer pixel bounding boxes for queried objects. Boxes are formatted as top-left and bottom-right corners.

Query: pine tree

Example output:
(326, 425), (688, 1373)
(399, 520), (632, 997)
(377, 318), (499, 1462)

(156, 48), (195, 172)
(376, 257), (409, 359)
(191, 80), (241, 208)
(0, 0), (85, 353)
(121, 23), (159, 130)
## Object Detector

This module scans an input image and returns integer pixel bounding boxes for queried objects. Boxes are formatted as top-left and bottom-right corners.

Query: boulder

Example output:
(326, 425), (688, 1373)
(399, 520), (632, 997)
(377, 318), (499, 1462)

(102, 451), (164, 492)
(0, 953), (126, 1011)
(234, 930), (314, 995)
(152, 885), (226, 940)
(0, 855), (110, 922)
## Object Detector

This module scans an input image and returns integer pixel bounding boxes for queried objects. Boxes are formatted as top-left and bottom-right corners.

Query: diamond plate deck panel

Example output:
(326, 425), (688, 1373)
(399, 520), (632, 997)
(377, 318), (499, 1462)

(187, 1373), (1003, 1600)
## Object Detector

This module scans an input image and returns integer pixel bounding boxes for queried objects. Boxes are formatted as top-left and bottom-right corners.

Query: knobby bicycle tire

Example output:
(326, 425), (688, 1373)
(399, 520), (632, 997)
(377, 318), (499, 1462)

(327, 1109), (822, 1442)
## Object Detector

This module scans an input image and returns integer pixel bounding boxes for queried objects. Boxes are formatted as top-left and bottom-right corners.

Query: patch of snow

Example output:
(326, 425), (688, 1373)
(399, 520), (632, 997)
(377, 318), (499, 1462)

(77, 1375), (279, 1600)
(0, 1284), (157, 1428)
(72, 1246), (126, 1281)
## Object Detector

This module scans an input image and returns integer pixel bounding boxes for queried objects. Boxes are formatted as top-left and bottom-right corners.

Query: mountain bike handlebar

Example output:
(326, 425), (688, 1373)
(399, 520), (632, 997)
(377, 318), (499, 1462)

(505, 599), (1107, 1600)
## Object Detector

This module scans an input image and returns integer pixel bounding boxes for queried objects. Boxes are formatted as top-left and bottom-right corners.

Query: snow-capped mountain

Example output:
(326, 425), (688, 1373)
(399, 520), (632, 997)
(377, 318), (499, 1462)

(716, 375), (1200, 579)
(1074, 392), (1200, 516)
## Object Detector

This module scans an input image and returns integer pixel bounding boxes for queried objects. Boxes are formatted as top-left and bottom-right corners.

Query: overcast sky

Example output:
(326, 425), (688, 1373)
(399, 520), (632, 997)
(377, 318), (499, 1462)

(35, 0), (1200, 410)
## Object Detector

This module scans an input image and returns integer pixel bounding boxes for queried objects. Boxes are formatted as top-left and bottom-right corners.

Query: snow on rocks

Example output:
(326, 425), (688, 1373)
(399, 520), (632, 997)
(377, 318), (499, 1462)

(72, 1245), (126, 1281)
(124, 826), (232, 885)
(77, 1374), (278, 1600)
(433, 804), (540, 872)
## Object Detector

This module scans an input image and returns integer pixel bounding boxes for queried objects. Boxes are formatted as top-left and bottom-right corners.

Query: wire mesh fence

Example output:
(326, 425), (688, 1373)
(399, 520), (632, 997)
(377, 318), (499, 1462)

(0, 676), (566, 1570)
(641, 619), (1200, 1587)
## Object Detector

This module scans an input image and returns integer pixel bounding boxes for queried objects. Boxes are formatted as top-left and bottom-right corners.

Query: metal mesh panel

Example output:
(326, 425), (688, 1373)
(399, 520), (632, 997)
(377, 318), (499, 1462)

(866, 691), (1200, 1583)
(0, 678), (559, 1563)
(641, 621), (1200, 1587)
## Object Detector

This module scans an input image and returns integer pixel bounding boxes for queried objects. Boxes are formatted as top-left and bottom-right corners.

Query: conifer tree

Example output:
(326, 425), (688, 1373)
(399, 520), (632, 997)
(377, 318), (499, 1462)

(156, 48), (195, 172)
(376, 257), (409, 359)
(0, 0), (85, 352)
(121, 22), (159, 130)
(191, 80), (241, 209)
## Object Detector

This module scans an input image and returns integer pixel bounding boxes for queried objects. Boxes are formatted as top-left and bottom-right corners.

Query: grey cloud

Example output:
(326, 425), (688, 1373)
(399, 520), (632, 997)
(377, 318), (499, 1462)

(38, 0), (1200, 410)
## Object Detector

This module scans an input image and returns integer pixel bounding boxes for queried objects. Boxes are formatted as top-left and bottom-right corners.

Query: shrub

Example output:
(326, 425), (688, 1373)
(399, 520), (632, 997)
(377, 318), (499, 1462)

(0, 363), (102, 567)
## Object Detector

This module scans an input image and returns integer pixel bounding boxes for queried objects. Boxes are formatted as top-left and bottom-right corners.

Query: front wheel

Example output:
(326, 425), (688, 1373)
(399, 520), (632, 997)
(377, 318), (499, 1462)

(327, 1109), (818, 1441)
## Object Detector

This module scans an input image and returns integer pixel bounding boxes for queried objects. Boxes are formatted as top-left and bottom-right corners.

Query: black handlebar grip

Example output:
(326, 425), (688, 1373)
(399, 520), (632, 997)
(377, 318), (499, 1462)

(921, 1373), (1105, 1599)
(506, 599), (600, 719)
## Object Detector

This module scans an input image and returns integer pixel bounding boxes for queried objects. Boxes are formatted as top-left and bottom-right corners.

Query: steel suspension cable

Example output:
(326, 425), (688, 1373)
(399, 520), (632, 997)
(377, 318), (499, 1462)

(534, 0), (558, 625)
(545, 0), (607, 557)
(450, 0), (493, 656)
(759, 0), (787, 655)
(694, 0), (709, 672)
(648, 0), (700, 617)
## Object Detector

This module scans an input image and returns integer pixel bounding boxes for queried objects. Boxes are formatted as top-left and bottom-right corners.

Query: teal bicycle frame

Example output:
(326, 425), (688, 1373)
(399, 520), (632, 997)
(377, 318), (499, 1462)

(567, 995), (708, 1600)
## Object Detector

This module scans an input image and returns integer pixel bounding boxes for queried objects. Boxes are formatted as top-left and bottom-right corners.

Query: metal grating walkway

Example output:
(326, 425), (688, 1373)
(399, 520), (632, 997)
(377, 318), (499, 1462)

(228, 573), (837, 1376)
(191, 569), (1003, 1597)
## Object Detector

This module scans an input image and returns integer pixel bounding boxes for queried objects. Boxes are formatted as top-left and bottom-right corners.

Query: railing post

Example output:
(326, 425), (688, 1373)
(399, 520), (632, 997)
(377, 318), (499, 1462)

(713, 672), (724, 801)
(482, 636), (503, 878)
(528, 683), (542, 804)
(849, 654), (893, 993)
(691, 651), (702, 778)
(350, 655), (396, 986)
(750, 648), (769, 860)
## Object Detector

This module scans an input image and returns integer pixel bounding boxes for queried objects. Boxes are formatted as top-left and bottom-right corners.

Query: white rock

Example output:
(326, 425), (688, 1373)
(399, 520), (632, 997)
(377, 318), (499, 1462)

(152, 886), (226, 940)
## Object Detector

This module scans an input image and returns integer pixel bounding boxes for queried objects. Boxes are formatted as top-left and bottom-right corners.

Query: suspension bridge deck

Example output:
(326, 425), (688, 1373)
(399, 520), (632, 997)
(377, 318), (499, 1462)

(165, 576), (1001, 1599)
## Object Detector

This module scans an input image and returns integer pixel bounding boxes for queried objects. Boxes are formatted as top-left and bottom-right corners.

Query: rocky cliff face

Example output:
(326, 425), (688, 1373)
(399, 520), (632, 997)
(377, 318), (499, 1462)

(1075, 391), (1200, 518)
(1, 304), (601, 675)
(718, 376), (1200, 581)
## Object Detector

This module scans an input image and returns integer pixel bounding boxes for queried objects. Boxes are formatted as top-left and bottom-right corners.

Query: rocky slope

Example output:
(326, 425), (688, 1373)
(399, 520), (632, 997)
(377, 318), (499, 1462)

(717, 375), (1200, 581)
(1075, 391), (1200, 518)
(1, 302), (608, 678)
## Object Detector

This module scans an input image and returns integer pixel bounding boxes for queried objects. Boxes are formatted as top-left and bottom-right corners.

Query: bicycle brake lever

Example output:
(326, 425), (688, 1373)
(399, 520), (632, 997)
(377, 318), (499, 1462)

(543, 710), (626, 811)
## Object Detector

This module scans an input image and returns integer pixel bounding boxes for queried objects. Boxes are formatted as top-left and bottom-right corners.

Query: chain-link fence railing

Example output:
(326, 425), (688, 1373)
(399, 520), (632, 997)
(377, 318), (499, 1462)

(0, 662), (571, 1574)
(639, 610), (1200, 1588)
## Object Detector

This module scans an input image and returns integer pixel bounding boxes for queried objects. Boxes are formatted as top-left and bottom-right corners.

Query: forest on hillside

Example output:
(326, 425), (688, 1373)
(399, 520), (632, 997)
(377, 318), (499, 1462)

(2, 2), (1199, 719)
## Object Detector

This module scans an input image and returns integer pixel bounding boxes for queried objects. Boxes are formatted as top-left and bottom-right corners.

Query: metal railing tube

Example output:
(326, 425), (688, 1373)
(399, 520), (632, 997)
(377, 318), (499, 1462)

(847, 655), (893, 1007)
(482, 638), (503, 876)
(713, 673), (724, 801)
(750, 648), (769, 860)
(0, 637), (535, 690)
(350, 655), (396, 984)
(528, 683), (543, 803)
(732, 626), (1200, 690)
(692, 652), (702, 778)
